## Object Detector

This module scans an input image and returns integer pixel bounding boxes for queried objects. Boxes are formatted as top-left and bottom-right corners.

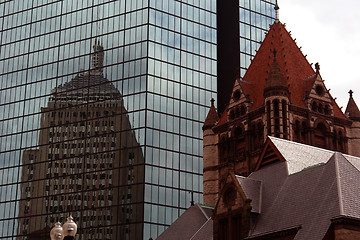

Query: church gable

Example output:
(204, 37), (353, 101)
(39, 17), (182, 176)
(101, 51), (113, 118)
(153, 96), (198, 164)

(215, 172), (248, 215)
(305, 66), (334, 116)
(213, 171), (252, 240)
(227, 79), (250, 122)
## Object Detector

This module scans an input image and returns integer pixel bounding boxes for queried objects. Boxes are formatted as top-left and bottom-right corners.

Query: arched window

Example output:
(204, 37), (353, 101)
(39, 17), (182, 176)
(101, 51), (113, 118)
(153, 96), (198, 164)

(338, 131), (344, 152)
(332, 131), (338, 150)
(301, 122), (307, 143)
(229, 110), (235, 120)
(311, 101), (318, 112)
(274, 100), (280, 137)
(219, 136), (227, 162)
(282, 100), (287, 139)
(240, 105), (246, 116)
(266, 101), (271, 135)
(324, 104), (330, 115)
(318, 103), (324, 114)
(235, 108), (240, 118)
(294, 120), (300, 142)
(234, 126), (246, 155)
(314, 122), (327, 149)
(257, 122), (264, 146)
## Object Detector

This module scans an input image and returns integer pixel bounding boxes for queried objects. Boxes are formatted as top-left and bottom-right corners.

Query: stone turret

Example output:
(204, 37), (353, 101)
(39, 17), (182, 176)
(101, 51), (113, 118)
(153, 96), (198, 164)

(345, 90), (360, 157)
(264, 48), (290, 139)
(202, 99), (220, 207)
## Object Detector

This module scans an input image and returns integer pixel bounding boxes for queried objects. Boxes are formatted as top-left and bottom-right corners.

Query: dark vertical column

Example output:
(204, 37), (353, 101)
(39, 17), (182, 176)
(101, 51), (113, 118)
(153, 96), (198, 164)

(217, 0), (240, 114)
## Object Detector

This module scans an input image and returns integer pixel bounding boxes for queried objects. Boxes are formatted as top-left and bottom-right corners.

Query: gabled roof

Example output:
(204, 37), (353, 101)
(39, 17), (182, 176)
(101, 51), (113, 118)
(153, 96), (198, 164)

(157, 204), (213, 240)
(242, 137), (360, 239)
(236, 176), (262, 214)
(230, 22), (346, 119)
(255, 137), (334, 174)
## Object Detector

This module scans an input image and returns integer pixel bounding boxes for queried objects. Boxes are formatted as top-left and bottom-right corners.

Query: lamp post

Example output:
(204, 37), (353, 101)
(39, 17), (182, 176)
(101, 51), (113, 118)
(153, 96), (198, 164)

(50, 216), (77, 240)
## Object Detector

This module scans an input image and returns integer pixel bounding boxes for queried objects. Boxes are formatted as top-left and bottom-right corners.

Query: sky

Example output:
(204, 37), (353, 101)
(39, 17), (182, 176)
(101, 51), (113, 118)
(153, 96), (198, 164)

(279, 0), (360, 110)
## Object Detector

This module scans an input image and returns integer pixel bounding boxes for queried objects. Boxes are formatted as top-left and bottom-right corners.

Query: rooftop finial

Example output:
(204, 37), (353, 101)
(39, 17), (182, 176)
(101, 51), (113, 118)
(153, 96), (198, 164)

(349, 89), (354, 98)
(189, 191), (194, 206)
(315, 62), (320, 74)
(274, 1), (280, 22)
(210, 98), (215, 106)
(273, 48), (277, 58)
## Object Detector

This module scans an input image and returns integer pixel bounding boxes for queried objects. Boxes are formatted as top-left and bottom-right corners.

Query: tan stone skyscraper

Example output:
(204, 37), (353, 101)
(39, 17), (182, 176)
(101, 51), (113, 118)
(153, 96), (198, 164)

(18, 42), (144, 240)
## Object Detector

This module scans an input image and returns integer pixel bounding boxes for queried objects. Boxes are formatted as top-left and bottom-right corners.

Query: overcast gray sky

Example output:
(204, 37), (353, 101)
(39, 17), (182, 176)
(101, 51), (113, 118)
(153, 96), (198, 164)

(280, 0), (360, 110)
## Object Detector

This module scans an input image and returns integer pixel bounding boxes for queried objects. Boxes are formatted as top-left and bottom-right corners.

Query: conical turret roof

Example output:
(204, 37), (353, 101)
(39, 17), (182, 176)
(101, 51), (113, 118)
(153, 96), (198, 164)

(345, 90), (360, 121)
(203, 99), (219, 130)
(264, 49), (288, 97)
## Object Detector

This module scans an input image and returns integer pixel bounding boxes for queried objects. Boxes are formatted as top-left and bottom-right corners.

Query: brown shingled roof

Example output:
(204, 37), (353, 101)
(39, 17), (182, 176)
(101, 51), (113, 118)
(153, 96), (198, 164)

(229, 22), (347, 119)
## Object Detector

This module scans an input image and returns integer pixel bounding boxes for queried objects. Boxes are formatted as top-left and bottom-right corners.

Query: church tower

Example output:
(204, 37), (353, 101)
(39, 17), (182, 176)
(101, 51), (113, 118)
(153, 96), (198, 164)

(203, 20), (354, 186)
(345, 90), (360, 156)
(202, 99), (220, 207)
(263, 48), (290, 139)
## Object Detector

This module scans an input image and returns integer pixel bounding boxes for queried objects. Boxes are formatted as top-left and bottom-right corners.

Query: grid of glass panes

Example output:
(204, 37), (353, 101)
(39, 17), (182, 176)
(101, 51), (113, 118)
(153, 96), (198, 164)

(143, 0), (216, 238)
(0, 1), (216, 240)
(239, 0), (276, 77)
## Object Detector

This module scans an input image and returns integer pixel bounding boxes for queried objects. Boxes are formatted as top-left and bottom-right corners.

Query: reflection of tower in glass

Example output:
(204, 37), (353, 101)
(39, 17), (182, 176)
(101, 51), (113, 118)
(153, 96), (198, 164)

(19, 42), (144, 240)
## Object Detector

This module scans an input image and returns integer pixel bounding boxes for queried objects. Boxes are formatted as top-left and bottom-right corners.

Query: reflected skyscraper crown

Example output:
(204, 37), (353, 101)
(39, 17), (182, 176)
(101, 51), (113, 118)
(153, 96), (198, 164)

(51, 42), (121, 103)
(91, 39), (104, 75)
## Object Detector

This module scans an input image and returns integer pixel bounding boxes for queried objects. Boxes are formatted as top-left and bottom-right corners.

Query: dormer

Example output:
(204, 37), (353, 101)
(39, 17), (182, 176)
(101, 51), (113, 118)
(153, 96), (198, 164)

(227, 78), (251, 122)
(305, 63), (333, 116)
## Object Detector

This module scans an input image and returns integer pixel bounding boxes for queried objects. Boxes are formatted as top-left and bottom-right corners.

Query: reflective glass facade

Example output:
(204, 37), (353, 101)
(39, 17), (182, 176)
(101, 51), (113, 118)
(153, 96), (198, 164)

(0, 0), (274, 239)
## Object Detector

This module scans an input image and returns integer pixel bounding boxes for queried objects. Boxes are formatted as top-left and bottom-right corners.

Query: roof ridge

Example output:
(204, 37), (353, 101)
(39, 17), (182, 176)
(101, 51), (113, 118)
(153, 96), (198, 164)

(333, 152), (344, 216)
(189, 218), (212, 240)
(268, 136), (335, 154)
(342, 155), (360, 172)
(195, 203), (210, 220)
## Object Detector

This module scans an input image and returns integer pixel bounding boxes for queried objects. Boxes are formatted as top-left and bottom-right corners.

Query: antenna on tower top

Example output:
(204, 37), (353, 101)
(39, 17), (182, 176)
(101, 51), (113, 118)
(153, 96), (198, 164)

(275, 1), (280, 22)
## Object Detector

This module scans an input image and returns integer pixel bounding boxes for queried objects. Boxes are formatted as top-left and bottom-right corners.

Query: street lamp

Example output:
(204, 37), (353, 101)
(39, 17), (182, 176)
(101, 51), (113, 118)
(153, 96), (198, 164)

(50, 216), (77, 240)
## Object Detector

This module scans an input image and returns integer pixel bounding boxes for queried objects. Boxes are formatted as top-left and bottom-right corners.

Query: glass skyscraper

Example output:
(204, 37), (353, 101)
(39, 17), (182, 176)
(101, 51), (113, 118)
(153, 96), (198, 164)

(0, 0), (274, 239)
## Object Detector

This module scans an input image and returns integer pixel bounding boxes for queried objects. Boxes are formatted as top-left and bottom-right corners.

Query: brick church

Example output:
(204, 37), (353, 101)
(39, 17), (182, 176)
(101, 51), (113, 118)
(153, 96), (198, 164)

(204, 21), (360, 181)
(201, 20), (360, 239)
(158, 19), (360, 240)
